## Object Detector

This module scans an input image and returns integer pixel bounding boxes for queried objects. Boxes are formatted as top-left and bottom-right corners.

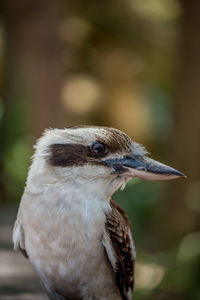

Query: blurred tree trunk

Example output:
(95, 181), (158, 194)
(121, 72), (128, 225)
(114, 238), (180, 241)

(161, 0), (200, 245)
(3, 0), (68, 137)
(0, 0), (70, 203)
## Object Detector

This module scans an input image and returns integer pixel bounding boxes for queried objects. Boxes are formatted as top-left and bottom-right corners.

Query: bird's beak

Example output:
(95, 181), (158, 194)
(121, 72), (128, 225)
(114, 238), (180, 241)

(103, 155), (186, 181)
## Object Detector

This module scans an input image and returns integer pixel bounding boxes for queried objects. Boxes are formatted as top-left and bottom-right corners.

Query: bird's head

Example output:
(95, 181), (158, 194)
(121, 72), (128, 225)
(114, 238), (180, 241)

(28, 126), (185, 198)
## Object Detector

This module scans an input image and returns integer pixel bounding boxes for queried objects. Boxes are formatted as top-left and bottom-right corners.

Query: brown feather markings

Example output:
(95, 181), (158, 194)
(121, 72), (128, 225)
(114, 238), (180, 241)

(48, 126), (133, 168)
(105, 200), (135, 300)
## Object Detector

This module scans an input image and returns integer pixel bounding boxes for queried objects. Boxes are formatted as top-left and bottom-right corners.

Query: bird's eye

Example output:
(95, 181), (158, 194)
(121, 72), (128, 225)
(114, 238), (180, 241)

(90, 142), (108, 157)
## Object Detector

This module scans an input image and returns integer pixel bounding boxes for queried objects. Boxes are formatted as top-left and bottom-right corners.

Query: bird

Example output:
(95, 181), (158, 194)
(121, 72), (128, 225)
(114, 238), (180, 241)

(13, 126), (185, 300)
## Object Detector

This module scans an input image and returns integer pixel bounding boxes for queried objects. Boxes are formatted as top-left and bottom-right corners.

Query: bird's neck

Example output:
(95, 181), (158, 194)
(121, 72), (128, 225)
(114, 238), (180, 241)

(54, 178), (116, 222)
(27, 179), (112, 240)
(26, 163), (126, 227)
(27, 174), (114, 221)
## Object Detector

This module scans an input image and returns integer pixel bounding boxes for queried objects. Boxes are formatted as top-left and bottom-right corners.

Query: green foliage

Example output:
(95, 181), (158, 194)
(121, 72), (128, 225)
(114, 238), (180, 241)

(3, 137), (32, 199)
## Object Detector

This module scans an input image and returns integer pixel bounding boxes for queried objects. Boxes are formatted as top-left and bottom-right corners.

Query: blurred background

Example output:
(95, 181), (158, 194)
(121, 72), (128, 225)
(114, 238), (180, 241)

(0, 0), (200, 299)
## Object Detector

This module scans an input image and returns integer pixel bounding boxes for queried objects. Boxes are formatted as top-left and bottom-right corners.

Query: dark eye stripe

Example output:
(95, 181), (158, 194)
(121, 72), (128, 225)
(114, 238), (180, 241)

(48, 143), (110, 167)
(48, 144), (91, 167)
(47, 127), (133, 168)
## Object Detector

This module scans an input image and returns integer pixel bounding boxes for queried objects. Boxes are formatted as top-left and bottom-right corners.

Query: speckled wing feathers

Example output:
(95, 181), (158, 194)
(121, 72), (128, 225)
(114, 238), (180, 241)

(104, 200), (135, 300)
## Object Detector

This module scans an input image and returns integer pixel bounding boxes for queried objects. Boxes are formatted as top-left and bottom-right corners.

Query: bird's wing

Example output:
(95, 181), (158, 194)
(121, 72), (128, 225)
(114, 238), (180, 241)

(13, 219), (28, 258)
(103, 200), (136, 300)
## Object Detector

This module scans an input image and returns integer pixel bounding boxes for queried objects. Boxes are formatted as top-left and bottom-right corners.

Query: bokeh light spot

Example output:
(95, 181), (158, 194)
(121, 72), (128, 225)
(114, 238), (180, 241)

(178, 232), (200, 261)
(135, 262), (165, 290)
(62, 76), (102, 115)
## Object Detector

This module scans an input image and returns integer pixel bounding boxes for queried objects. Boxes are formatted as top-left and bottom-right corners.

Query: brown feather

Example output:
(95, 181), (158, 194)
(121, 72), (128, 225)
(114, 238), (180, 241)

(105, 200), (135, 300)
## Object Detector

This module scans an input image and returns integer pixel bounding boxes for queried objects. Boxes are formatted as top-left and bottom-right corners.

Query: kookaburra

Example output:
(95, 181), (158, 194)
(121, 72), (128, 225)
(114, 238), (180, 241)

(13, 126), (185, 300)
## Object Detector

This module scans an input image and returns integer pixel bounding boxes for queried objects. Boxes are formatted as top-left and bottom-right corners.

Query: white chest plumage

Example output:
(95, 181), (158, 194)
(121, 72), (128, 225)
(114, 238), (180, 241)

(17, 184), (120, 299)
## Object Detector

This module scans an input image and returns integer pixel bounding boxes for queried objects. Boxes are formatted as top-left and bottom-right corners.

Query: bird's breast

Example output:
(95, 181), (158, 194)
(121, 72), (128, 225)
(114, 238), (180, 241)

(22, 192), (109, 290)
